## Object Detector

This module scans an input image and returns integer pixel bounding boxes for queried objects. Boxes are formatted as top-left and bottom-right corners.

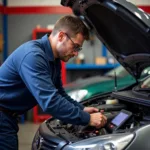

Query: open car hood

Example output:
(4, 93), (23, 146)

(61, 0), (150, 79)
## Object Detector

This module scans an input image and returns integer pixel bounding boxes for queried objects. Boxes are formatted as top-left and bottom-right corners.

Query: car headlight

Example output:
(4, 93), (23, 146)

(63, 133), (134, 150)
(68, 89), (88, 102)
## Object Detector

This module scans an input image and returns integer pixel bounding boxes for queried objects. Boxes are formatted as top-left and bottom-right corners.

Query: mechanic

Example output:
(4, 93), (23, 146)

(0, 15), (107, 150)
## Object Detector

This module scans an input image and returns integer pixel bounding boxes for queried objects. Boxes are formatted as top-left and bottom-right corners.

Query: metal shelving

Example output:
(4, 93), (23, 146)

(66, 63), (120, 70)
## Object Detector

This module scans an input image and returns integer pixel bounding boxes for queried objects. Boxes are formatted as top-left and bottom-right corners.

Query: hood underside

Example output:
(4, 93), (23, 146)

(61, 0), (150, 79)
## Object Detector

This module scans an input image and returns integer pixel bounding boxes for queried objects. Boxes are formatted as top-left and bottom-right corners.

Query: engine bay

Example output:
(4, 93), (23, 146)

(45, 87), (150, 143)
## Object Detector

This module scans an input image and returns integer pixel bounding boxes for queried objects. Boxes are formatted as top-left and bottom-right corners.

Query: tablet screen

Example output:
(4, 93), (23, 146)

(111, 112), (129, 126)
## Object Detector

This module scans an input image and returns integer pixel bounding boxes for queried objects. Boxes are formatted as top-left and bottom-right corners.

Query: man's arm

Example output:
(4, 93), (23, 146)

(19, 51), (90, 125)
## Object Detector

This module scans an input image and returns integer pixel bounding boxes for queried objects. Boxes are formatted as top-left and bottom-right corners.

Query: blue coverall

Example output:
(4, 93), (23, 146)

(0, 34), (90, 150)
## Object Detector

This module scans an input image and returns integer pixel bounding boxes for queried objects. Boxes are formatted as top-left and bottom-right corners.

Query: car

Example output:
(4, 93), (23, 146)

(32, 0), (150, 150)
(65, 65), (150, 102)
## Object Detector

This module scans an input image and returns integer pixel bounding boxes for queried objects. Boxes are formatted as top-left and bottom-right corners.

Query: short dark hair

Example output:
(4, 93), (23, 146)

(52, 15), (89, 40)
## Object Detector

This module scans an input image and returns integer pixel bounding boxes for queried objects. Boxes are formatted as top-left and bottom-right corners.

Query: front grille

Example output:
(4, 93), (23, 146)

(39, 138), (58, 150)
(32, 121), (68, 150)
(32, 130), (59, 150)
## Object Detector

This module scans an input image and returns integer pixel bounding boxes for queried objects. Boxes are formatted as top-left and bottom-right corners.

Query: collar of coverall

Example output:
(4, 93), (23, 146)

(41, 34), (55, 62)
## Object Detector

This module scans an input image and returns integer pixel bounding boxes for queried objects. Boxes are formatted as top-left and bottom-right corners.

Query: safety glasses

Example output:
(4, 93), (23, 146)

(64, 33), (82, 52)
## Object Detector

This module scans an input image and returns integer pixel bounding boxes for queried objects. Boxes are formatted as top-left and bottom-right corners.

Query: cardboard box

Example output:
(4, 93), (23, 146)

(95, 57), (107, 65)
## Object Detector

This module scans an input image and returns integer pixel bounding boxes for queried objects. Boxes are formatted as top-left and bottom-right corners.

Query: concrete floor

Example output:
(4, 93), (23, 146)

(18, 122), (40, 150)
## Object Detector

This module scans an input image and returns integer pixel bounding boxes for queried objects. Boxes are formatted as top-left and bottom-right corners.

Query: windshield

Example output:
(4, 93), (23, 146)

(106, 66), (129, 77)
(131, 67), (150, 92)
(141, 67), (150, 79)
(106, 66), (150, 79)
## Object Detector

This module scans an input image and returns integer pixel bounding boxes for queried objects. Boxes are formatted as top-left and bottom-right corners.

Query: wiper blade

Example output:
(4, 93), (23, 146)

(133, 85), (150, 91)
(136, 88), (150, 91)
(133, 88), (150, 98)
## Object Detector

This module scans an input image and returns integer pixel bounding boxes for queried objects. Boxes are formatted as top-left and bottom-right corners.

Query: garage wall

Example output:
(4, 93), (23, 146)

(7, 0), (61, 6)
(8, 14), (102, 64)
(8, 14), (63, 54)
(0, 14), (2, 64)
(6, 0), (150, 6)
(4, 1), (150, 52)
(6, 0), (150, 63)
(0, 14), (2, 33)
(132, 0), (150, 5)
(1, 0), (150, 81)
(0, 1), (3, 64)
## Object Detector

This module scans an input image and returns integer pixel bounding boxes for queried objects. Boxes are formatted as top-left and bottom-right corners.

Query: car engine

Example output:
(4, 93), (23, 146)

(44, 87), (150, 143)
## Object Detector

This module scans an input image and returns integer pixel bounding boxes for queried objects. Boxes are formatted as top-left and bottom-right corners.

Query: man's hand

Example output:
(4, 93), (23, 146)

(83, 107), (99, 114)
(89, 113), (107, 128)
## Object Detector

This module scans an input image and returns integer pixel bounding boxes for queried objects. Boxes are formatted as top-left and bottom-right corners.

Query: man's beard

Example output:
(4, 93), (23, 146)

(61, 55), (71, 62)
